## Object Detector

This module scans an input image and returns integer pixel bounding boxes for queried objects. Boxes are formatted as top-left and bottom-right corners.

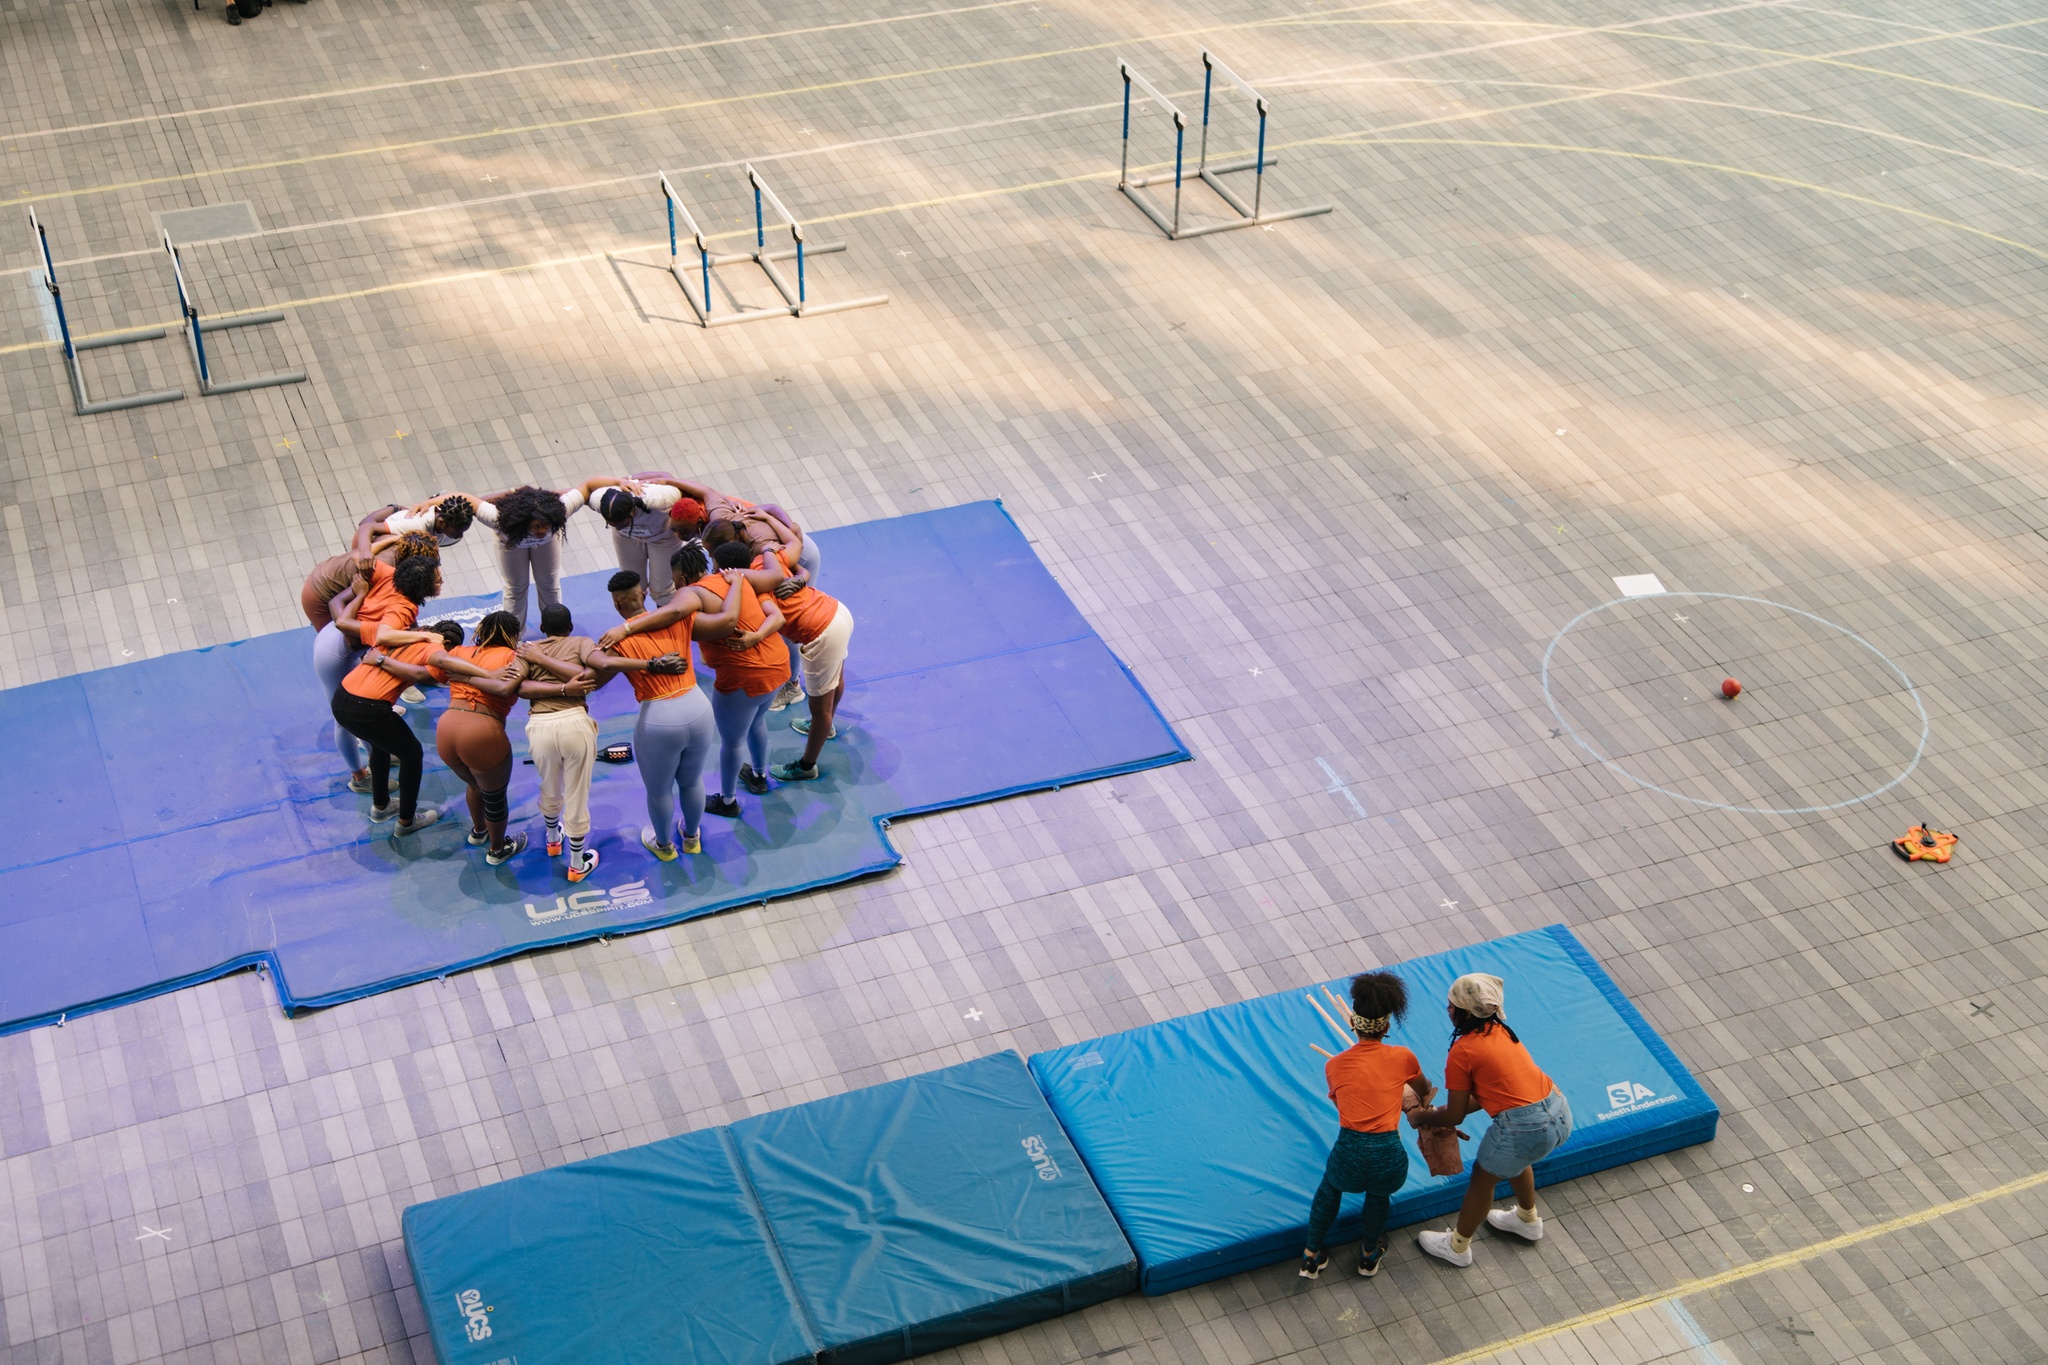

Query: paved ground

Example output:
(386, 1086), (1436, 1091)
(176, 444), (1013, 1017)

(4, 0), (2048, 1360)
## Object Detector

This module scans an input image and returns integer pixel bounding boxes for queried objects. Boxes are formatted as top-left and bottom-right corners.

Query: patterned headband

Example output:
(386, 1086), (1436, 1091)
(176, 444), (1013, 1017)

(1352, 1013), (1391, 1034)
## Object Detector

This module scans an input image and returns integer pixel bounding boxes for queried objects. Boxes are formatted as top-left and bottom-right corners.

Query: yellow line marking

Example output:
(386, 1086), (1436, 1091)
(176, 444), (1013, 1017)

(1430, 1165), (2048, 1364)
(4, 0), (1417, 209)
(0, 0), (1038, 144)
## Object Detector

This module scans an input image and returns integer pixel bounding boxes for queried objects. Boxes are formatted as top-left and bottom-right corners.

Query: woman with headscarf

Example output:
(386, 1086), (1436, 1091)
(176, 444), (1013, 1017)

(1409, 972), (1573, 1267)
(1298, 971), (1433, 1281)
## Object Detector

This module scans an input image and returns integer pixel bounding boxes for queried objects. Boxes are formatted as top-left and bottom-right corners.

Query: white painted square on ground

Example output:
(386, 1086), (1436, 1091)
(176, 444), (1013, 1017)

(1614, 574), (1667, 597)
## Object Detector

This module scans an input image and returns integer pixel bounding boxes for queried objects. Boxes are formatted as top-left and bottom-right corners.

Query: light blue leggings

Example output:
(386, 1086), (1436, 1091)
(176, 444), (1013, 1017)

(709, 686), (774, 798)
(634, 689), (716, 842)
(313, 624), (365, 771)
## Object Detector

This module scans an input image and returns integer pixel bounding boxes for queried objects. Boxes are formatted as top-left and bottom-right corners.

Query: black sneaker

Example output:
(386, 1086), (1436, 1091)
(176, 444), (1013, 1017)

(1357, 1238), (1387, 1278)
(739, 764), (769, 795)
(704, 795), (742, 818)
(1298, 1248), (1329, 1280)
(485, 832), (528, 866)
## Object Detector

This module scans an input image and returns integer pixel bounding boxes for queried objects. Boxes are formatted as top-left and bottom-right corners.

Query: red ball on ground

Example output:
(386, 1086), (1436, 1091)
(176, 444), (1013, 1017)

(1721, 677), (1741, 699)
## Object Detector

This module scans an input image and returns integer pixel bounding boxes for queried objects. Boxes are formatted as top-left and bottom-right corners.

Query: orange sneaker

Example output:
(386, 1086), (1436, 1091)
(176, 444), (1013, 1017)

(566, 848), (600, 883)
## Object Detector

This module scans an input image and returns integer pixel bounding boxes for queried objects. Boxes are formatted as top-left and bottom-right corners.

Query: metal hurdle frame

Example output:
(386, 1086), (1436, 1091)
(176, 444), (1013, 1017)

(163, 232), (307, 395)
(1117, 53), (1333, 240)
(29, 210), (183, 415)
(660, 164), (888, 327)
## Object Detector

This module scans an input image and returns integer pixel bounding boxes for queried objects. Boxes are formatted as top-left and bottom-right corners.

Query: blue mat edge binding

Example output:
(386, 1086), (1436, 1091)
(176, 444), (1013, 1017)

(0, 501), (1192, 1037)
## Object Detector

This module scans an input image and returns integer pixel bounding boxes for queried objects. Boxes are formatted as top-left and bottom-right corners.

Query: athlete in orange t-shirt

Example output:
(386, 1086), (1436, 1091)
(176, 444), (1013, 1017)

(414, 612), (534, 865)
(1411, 973), (1573, 1267)
(720, 512), (852, 781)
(1301, 972), (1433, 1281)
(692, 541), (790, 815)
(589, 547), (745, 860)
(329, 558), (449, 830)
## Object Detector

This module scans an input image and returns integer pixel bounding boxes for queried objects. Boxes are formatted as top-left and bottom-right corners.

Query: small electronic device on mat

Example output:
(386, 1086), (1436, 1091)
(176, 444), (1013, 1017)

(598, 742), (634, 764)
(1892, 821), (1957, 863)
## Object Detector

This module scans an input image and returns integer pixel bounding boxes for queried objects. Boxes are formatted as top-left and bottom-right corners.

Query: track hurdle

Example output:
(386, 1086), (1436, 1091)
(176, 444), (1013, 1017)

(163, 233), (307, 396)
(1117, 52), (1333, 240)
(659, 164), (888, 326)
(28, 211), (183, 415)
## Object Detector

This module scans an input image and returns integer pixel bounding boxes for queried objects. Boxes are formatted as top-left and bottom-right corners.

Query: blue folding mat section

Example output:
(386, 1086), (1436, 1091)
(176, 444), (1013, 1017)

(0, 501), (1190, 1034)
(1030, 924), (1719, 1294)
(402, 1051), (1137, 1365)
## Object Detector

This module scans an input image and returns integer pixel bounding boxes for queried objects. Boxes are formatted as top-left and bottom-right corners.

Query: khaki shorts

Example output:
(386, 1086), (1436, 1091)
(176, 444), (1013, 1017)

(798, 603), (854, 696)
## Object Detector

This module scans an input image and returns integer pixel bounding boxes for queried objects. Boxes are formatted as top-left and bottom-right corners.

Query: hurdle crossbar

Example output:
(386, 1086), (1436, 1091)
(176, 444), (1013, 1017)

(29, 211), (182, 415)
(1118, 53), (1333, 239)
(163, 233), (307, 395)
(659, 167), (887, 327)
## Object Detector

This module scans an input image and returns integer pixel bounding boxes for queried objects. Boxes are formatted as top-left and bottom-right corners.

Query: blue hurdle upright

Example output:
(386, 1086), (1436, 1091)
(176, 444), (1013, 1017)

(28, 210), (183, 415)
(1117, 51), (1333, 240)
(660, 165), (889, 327)
(162, 233), (307, 396)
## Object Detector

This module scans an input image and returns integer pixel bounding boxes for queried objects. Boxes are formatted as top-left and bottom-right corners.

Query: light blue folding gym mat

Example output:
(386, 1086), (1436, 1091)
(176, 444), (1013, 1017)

(1029, 924), (1719, 1293)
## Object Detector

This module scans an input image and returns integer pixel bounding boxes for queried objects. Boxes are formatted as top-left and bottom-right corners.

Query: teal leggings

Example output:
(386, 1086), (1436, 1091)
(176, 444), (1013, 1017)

(1306, 1128), (1408, 1252)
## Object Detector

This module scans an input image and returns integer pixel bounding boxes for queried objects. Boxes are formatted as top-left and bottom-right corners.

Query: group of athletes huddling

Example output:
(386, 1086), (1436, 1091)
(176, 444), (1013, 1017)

(297, 475), (854, 882)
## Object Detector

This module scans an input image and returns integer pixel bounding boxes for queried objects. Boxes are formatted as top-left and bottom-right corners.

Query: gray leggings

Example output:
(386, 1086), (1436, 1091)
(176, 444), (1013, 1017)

(709, 686), (774, 798)
(313, 624), (365, 771)
(634, 689), (716, 842)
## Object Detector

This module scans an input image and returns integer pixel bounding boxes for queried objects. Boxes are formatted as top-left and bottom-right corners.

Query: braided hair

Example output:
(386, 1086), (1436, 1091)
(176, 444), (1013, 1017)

(669, 539), (710, 583)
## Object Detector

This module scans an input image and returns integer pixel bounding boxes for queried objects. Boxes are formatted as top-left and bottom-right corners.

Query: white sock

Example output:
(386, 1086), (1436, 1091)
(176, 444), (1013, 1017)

(569, 834), (585, 864)
(546, 817), (563, 843)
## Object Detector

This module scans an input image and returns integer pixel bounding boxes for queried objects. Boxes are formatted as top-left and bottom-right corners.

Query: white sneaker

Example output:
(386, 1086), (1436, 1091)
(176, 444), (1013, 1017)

(392, 808), (441, 837)
(1417, 1230), (1474, 1267)
(1487, 1207), (1544, 1241)
(400, 686), (427, 704)
(768, 679), (804, 712)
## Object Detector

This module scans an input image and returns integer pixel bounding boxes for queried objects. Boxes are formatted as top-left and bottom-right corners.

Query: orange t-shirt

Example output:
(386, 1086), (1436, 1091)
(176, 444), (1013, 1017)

(429, 645), (518, 719)
(340, 639), (440, 703)
(356, 561), (417, 647)
(1325, 1040), (1424, 1133)
(693, 573), (790, 696)
(613, 620), (696, 702)
(1445, 1026), (1553, 1116)
(757, 547), (839, 644)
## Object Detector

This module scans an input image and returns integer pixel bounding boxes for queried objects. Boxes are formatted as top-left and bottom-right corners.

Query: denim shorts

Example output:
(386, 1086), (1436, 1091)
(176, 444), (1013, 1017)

(1475, 1088), (1573, 1175)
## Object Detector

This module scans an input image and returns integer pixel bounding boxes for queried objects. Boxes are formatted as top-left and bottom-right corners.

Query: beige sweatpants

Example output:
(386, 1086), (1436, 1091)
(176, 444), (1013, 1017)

(527, 708), (598, 839)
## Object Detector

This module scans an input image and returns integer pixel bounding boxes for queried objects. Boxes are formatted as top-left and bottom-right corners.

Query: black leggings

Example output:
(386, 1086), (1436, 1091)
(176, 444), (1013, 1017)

(331, 688), (424, 820)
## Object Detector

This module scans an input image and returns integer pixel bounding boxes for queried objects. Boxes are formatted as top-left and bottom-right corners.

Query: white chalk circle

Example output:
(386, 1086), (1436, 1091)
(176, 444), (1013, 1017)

(1541, 592), (1928, 815)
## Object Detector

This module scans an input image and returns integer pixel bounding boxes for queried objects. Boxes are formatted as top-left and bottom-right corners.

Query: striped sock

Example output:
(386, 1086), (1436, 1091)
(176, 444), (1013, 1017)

(568, 833), (585, 864)
(545, 817), (563, 844)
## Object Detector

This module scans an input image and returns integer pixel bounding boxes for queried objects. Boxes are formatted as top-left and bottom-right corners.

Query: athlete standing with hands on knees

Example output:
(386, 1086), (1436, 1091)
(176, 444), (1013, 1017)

(1300, 972), (1433, 1281)
(1410, 973), (1573, 1267)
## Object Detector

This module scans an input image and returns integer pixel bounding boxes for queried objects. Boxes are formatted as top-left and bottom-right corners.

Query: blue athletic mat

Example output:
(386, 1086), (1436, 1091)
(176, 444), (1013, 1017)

(729, 1051), (1136, 1365)
(1029, 925), (1718, 1294)
(0, 502), (1189, 1034)
(401, 1052), (1135, 1365)
(402, 1126), (815, 1365)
